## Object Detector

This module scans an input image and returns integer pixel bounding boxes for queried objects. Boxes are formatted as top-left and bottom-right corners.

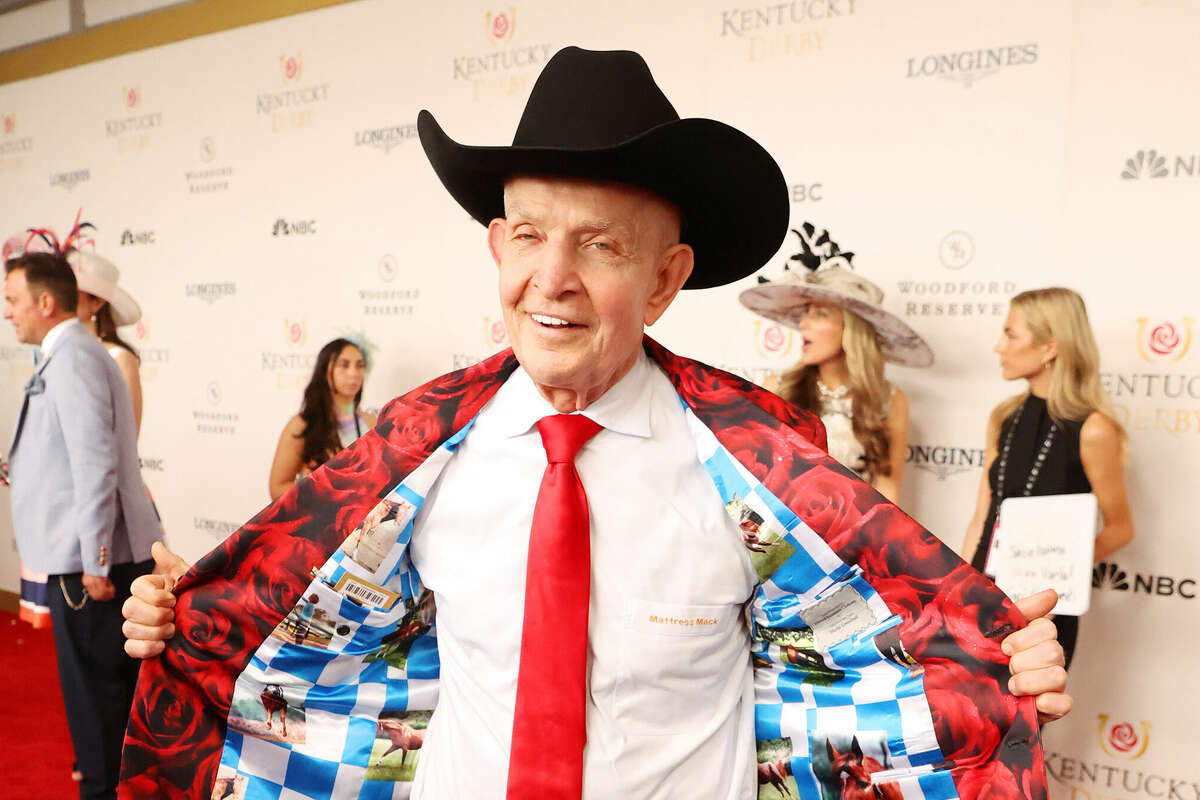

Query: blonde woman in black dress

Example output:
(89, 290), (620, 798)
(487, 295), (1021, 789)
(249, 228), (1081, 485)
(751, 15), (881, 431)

(962, 287), (1133, 666)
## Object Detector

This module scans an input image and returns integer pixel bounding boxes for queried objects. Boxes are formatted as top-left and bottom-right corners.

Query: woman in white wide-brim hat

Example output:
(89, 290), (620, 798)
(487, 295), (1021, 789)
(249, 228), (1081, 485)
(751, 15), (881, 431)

(69, 249), (145, 435)
(739, 223), (933, 503)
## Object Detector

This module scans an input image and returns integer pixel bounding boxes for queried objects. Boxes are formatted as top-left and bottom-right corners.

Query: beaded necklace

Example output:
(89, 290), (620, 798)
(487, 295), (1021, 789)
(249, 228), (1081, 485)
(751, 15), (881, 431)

(994, 396), (1057, 501)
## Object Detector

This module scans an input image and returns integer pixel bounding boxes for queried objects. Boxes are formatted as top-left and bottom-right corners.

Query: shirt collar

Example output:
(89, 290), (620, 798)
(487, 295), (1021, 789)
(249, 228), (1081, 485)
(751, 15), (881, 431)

(39, 318), (80, 361)
(493, 349), (654, 440)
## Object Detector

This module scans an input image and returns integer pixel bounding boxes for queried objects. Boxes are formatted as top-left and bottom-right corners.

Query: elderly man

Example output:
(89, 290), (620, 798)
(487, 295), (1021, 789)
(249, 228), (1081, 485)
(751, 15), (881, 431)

(122, 48), (1067, 800)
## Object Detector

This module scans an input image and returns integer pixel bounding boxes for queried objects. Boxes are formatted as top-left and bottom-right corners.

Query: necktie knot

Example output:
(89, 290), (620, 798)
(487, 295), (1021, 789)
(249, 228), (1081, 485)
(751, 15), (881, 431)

(536, 414), (602, 464)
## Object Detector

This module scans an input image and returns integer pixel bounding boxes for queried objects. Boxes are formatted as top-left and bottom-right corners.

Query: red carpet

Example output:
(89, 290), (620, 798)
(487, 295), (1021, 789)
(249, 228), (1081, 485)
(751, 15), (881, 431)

(0, 611), (78, 798)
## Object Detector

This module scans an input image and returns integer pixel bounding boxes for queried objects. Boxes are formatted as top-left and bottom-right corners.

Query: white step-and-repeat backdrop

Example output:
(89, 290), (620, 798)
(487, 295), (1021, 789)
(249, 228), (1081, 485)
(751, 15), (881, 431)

(1, 1), (1196, 796)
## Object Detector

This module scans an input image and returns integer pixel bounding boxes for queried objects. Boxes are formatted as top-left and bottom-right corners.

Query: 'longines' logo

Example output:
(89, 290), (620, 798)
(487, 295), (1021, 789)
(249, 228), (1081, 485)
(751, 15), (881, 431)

(906, 444), (985, 480)
(49, 169), (91, 191)
(353, 123), (417, 154)
(906, 43), (1038, 87)
(1092, 561), (1196, 599)
(486, 8), (516, 43)
(272, 218), (317, 236)
(938, 230), (975, 270)
(1136, 317), (1193, 363)
(1097, 715), (1151, 760)
(120, 229), (155, 246)
(185, 282), (237, 304)
(751, 320), (795, 359)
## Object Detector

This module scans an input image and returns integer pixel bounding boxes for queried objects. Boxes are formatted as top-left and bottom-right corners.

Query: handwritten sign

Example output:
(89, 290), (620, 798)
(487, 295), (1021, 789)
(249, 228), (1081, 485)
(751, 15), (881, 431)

(989, 493), (1100, 616)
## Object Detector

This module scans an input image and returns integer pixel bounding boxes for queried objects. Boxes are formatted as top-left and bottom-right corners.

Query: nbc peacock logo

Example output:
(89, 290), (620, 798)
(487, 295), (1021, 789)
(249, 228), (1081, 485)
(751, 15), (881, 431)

(1092, 562), (1129, 591)
(1121, 149), (1169, 179)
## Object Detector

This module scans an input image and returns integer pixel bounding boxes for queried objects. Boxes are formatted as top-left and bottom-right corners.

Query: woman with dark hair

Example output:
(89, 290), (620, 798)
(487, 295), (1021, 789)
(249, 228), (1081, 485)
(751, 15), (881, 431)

(268, 338), (376, 500)
(71, 250), (144, 434)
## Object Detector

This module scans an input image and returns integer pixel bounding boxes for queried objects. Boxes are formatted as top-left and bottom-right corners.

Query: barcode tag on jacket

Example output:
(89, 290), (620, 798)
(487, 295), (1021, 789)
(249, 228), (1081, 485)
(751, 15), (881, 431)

(333, 573), (400, 610)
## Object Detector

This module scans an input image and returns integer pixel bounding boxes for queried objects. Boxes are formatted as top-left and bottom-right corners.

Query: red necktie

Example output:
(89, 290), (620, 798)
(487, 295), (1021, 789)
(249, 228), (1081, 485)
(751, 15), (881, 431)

(506, 413), (603, 800)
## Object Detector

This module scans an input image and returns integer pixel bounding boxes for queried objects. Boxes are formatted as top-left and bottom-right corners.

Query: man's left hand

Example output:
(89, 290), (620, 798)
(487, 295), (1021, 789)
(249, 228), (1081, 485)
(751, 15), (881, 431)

(1001, 589), (1072, 724)
(81, 573), (115, 602)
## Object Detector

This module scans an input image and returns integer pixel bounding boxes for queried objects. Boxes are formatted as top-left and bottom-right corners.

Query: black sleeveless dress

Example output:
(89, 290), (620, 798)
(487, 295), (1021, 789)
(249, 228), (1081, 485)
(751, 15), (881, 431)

(970, 394), (1092, 667)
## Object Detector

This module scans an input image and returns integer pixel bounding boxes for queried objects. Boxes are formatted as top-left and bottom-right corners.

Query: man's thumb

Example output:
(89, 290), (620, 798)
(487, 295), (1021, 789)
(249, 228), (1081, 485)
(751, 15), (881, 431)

(151, 541), (189, 589)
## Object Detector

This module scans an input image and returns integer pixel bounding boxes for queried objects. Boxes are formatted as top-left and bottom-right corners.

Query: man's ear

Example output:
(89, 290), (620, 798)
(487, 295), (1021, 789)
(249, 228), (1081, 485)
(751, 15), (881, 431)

(35, 289), (55, 318)
(643, 243), (694, 327)
(486, 218), (507, 269)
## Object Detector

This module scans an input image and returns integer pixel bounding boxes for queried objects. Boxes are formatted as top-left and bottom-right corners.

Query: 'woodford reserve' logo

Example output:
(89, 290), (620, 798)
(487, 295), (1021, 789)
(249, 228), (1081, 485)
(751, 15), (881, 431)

(257, 53), (329, 132)
(720, 0), (857, 62)
(186, 136), (232, 194)
(1136, 317), (1193, 363)
(360, 255), (419, 316)
(194, 380), (239, 435)
(1121, 149), (1200, 180)
(106, 85), (162, 153)
(938, 230), (975, 270)
(752, 320), (795, 359)
(453, 7), (554, 100)
(906, 43), (1038, 87)
(1097, 716), (1150, 760)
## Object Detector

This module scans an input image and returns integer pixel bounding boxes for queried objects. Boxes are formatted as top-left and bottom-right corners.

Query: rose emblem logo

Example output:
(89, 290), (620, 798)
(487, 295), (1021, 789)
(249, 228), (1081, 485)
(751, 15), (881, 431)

(2, 114), (14, 135)
(1097, 714), (1150, 759)
(1149, 323), (1180, 356)
(753, 320), (793, 358)
(284, 319), (306, 347)
(1136, 316), (1194, 363)
(134, 320), (148, 341)
(280, 54), (303, 82)
(490, 320), (507, 344)
(485, 8), (516, 43)
(124, 87), (140, 109)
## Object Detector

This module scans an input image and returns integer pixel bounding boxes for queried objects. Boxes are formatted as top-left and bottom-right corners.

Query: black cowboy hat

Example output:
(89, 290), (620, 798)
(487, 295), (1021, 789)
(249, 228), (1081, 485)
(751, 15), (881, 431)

(418, 46), (789, 290)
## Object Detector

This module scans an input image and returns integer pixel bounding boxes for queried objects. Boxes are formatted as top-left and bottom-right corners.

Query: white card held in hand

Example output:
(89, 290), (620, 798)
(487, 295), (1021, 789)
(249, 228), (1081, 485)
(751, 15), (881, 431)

(987, 493), (1101, 616)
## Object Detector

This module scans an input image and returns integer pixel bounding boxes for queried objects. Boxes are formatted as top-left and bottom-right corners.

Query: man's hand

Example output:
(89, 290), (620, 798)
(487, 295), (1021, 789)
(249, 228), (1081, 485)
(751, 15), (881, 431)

(122, 541), (190, 659)
(1001, 589), (1072, 724)
(81, 573), (115, 602)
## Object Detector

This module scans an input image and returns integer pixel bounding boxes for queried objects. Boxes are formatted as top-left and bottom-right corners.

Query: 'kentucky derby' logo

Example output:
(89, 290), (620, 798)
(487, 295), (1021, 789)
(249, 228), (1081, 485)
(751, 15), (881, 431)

(281, 54), (303, 82)
(1136, 317), (1193, 363)
(752, 320), (794, 359)
(284, 319), (307, 347)
(1122, 149), (1169, 179)
(484, 317), (508, 348)
(0, 112), (33, 159)
(486, 8), (516, 43)
(1097, 715), (1150, 760)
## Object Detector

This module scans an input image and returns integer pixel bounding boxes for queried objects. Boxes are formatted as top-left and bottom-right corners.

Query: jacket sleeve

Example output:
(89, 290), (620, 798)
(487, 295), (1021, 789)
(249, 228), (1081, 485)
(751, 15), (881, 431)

(55, 346), (119, 576)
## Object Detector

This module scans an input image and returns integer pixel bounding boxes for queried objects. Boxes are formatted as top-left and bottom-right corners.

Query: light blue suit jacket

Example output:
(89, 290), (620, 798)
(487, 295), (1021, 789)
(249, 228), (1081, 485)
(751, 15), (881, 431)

(8, 320), (160, 575)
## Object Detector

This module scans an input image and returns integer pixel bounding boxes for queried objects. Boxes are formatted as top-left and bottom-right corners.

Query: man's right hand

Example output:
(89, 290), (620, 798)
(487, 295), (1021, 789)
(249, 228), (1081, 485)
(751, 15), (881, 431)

(122, 541), (190, 659)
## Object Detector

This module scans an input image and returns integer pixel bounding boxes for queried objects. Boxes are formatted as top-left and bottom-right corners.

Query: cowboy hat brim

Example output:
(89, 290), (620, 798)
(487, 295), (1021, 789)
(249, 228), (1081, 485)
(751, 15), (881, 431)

(418, 110), (789, 290)
(739, 281), (934, 368)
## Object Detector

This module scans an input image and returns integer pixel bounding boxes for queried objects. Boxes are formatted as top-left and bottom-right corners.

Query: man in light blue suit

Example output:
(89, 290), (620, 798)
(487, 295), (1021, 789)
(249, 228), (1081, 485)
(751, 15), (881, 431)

(3, 250), (161, 800)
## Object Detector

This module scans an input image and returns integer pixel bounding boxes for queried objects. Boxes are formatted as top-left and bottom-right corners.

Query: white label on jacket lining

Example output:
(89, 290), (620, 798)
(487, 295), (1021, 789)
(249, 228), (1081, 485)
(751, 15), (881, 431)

(798, 584), (874, 652)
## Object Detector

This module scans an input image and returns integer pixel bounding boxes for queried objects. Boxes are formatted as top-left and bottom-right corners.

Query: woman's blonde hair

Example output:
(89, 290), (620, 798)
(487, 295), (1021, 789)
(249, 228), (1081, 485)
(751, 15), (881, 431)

(996, 287), (1128, 455)
(779, 307), (892, 477)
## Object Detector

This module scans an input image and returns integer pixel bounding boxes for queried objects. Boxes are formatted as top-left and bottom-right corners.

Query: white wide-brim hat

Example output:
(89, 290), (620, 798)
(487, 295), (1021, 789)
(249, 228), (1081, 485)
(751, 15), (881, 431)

(739, 262), (934, 368)
(68, 250), (142, 327)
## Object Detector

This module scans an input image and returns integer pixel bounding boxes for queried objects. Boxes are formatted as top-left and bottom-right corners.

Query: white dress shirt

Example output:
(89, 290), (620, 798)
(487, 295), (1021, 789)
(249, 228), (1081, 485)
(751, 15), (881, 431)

(39, 317), (80, 360)
(410, 350), (759, 799)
